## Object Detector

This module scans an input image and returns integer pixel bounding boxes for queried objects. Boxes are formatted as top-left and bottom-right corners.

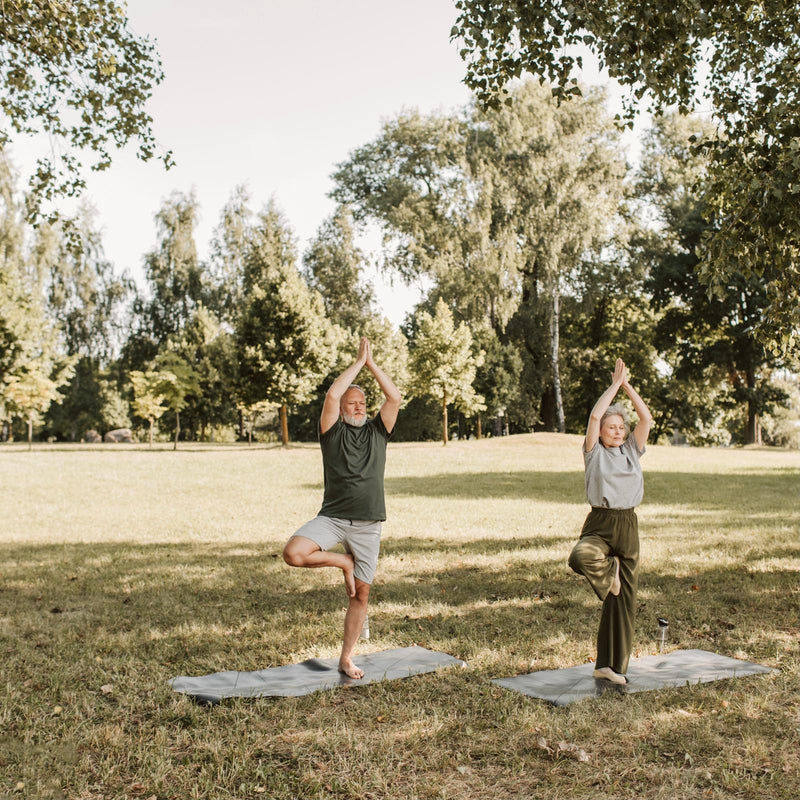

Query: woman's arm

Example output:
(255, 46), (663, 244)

(585, 358), (626, 452)
(622, 375), (653, 452)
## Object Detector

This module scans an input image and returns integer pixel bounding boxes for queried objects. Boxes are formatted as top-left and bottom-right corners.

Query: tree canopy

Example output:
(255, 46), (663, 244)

(452, 0), (800, 350)
(0, 0), (172, 213)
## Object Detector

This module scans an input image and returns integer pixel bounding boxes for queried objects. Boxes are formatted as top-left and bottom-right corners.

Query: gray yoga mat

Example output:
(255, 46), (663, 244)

(493, 649), (777, 707)
(170, 645), (467, 703)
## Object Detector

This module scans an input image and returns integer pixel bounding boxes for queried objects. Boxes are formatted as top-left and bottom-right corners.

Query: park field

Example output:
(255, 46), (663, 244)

(1, 434), (799, 800)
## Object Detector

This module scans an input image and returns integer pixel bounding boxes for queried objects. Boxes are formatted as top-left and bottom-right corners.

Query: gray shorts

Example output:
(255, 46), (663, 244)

(290, 516), (382, 584)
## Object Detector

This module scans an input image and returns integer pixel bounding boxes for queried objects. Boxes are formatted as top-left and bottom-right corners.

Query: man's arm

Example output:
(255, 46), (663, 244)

(365, 340), (402, 433)
(320, 337), (368, 434)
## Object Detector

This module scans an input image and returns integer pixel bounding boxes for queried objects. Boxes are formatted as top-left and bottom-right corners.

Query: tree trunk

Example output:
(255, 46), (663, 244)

(27, 416), (33, 450)
(746, 405), (762, 445)
(280, 403), (289, 446)
(174, 409), (180, 451)
(441, 393), (448, 446)
(476, 417), (482, 440)
(148, 418), (154, 448)
(551, 289), (565, 433)
(745, 370), (761, 445)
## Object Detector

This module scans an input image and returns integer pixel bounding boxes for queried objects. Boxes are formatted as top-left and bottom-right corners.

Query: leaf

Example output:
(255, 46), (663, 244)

(100, 684), (113, 695)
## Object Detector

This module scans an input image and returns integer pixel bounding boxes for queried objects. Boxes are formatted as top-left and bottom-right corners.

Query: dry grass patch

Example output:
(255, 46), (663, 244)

(1, 434), (799, 799)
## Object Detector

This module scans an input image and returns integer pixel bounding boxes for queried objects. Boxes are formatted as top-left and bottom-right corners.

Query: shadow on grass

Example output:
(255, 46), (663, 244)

(383, 469), (800, 511)
(2, 538), (797, 674)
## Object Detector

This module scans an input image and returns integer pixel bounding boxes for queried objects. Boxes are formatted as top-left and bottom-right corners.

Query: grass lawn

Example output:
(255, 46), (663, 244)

(1, 433), (799, 800)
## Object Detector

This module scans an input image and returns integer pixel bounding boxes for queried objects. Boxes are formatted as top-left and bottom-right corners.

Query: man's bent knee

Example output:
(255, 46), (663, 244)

(282, 536), (319, 567)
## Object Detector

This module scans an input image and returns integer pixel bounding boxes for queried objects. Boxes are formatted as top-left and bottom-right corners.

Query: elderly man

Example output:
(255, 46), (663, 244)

(283, 337), (401, 678)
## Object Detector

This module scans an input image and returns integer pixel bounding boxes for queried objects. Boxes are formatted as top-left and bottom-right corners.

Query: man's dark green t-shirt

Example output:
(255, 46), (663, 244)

(318, 415), (392, 521)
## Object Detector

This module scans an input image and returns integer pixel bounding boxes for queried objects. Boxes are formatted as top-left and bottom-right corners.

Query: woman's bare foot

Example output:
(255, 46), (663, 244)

(593, 666), (627, 684)
(339, 656), (364, 679)
(610, 556), (621, 596)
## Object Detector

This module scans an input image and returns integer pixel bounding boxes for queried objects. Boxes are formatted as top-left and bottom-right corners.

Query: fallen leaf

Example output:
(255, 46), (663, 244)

(376, 715), (385, 722)
(456, 765), (470, 775)
(557, 741), (590, 762)
(691, 584), (700, 591)
(53, 705), (63, 715)
(100, 684), (113, 695)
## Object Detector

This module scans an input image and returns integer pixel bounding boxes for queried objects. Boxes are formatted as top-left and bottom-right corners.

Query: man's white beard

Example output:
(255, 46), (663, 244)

(342, 413), (367, 427)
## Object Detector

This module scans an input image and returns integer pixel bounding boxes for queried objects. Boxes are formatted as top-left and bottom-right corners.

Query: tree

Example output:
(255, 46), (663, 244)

(35, 202), (132, 440)
(207, 185), (252, 328)
(482, 81), (626, 432)
(130, 369), (167, 447)
(140, 191), (204, 348)
(153, 351), (199, 450)
(303, 205), (376, 334)
(332, 84), (626, 432)
(234, 201), (339, 445)
(172, 304), (237, 441)
(0, 0), (172, 216)
(4, 356), (74, 448)
(331, 109), (522, 331)
(452, 0), (800, 348)
(638, 114), (787, 445)
(408, 298), (485, 445)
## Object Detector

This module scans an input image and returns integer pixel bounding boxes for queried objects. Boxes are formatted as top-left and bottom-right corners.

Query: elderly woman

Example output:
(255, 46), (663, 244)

(568, 358), (653, 685)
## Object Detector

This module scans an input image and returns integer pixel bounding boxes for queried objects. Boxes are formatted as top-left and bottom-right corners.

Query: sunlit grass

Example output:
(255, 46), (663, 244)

(1, 434), (799, 799)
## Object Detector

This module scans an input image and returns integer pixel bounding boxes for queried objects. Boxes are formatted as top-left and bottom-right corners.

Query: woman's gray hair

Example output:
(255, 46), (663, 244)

(601, 403), (630, 435)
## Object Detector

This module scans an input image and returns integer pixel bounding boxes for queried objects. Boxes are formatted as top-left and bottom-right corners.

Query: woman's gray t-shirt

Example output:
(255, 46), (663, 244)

(583, 437), (645, 509)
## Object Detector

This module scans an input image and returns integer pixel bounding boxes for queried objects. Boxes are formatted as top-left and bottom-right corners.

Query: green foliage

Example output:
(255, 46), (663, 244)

(0, 0), (172, 216)
(638, 114), (786, 444)
(761, 374), (800, 449)
(207, 185), (251, 327)
(452, 0), (800, 348)
(172, 304), (237, 439)
(408, 298), (485, 443)
(303, 205), (376, 333)
(234, 201), (339, 439)
(332, 82), (627, 433)
(3, 354), (74, 446)
(153, 350), (200, 449)
(130, 368), (167, 446)
(141, 191), (205, 346)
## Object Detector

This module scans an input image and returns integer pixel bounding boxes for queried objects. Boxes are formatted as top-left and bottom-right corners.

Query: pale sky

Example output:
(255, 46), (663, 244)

(10, 0), (635, 327)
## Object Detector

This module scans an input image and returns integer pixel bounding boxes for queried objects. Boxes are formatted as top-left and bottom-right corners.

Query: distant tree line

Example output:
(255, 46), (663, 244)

(1, 81), (798, 448)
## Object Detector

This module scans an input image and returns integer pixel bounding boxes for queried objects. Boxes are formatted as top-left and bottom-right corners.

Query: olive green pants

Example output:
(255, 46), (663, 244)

(568, 507), (639, 675)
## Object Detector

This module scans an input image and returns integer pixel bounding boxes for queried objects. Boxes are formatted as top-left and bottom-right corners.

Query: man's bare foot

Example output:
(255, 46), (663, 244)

(339, 656), (364, 679)
(610, 556), (621, 596)
(342, 557), (355, 597)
